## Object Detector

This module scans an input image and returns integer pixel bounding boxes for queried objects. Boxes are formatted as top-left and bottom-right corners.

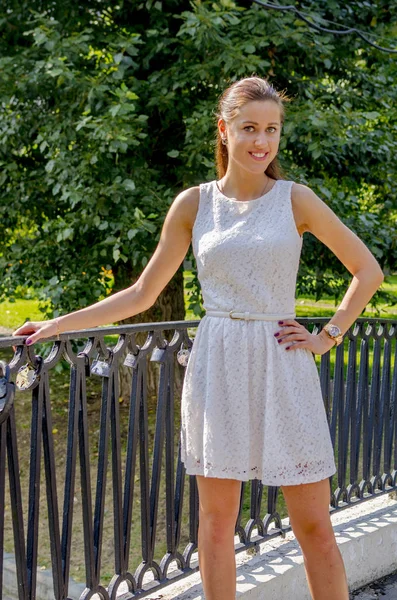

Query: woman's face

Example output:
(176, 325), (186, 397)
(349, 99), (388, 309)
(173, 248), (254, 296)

(219, 100), (282, 176)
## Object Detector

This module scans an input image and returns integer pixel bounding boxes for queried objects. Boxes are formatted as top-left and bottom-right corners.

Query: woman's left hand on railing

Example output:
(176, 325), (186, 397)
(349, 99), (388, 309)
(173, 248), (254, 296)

(12, 320), (58, 346)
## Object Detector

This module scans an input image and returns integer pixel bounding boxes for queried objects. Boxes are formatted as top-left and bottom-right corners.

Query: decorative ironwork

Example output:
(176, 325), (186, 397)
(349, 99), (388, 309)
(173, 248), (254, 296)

(0, 316), (396, 599)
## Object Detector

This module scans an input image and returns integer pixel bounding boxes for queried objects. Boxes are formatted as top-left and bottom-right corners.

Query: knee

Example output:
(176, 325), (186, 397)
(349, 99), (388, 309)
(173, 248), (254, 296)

(199, 510), (237, 545)
(292, 520), (337, 555)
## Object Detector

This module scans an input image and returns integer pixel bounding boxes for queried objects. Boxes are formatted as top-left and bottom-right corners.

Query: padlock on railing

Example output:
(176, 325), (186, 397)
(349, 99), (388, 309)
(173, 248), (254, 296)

(123, 352), (140, 368)
(90, 356), (111, 378)
(15, 356), (43, 391)
(177, 343), (192, 367)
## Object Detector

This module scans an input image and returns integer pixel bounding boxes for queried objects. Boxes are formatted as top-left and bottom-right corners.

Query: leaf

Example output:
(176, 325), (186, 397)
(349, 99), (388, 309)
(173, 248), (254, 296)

(76, 116), (93, 131)
(362, 111), (380, 120)
(122, 179), (135, 191)
(109, 105), (121, 117)
(47, 68), (63, 77)
(45, 160), (55, 173)
(127, 228), (138, 240)
(245, 44), (255, 54)
(167, 150), (179, 158)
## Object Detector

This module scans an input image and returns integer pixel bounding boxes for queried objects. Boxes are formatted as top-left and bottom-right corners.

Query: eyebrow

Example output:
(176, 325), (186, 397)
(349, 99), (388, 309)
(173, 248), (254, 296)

(242, 120), (280, 125)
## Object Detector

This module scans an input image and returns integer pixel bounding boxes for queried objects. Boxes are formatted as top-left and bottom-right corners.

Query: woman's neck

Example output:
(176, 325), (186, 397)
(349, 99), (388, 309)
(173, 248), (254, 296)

(219, 169), (272, 201)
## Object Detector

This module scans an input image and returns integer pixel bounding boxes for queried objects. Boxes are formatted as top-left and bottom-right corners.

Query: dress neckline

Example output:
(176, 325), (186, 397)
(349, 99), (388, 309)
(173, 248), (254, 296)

(214, 178), (280, 203)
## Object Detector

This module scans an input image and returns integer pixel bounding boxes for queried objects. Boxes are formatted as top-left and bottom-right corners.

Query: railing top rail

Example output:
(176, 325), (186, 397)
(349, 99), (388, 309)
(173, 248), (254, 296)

(0, 316), (396, 348)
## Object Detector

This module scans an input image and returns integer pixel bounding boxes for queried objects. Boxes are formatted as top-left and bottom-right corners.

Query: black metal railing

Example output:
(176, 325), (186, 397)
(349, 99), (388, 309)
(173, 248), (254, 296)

(0, 317), (396, 600)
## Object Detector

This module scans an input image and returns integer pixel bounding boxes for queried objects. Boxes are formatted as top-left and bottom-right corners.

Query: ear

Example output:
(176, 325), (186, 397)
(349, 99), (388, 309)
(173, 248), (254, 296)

(217, 117), (227, 138)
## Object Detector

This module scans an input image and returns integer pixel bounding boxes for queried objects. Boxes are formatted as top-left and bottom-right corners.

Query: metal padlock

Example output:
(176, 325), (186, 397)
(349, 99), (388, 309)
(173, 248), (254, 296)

(90, 359), (111, 378)
(150, 347), (166, 362)
(124, 352), (139, 368)
(177, 343), (192, 367)
(16, 363), (38, 391)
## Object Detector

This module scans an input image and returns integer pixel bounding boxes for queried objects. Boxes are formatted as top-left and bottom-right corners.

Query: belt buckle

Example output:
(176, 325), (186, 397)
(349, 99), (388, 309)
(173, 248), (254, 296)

(229, 310), (242, 320)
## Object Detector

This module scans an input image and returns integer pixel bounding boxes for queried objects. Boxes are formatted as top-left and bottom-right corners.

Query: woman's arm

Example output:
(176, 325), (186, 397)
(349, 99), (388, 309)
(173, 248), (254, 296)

(276, 183), (384, 354)
(13, 186), (200, 344)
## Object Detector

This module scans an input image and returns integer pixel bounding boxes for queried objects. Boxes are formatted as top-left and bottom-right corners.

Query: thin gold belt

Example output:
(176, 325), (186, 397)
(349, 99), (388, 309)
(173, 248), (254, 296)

(205, 310), (295, 321)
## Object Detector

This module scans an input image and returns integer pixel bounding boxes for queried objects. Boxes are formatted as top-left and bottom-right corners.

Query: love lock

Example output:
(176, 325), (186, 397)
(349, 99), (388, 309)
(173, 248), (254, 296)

(16, 357), (43, 391)
(177, 343), (192, 367)
(150, 347), (167, 362)
(90, 357), (111, 378)
(123, 352), (139, 368)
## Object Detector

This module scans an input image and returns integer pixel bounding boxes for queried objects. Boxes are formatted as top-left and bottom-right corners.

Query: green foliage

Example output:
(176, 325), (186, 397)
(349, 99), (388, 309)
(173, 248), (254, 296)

(0, 1), (396, 318)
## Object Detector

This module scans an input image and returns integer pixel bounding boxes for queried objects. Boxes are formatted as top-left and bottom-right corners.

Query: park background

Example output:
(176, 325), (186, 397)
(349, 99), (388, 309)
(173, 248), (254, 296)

(0, 0), (397, 590)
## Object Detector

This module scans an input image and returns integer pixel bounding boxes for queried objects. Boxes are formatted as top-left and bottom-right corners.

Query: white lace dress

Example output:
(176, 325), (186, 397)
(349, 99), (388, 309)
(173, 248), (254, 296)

(180, 179), (337, 486)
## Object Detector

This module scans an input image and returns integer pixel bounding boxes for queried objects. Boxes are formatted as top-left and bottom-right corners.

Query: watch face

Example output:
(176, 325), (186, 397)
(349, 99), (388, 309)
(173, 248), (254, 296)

(328, 325), (341, 337)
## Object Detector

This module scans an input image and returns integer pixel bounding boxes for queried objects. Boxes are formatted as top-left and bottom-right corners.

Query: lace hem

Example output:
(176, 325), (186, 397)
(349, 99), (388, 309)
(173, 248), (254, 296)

(182, 457), (337, 486)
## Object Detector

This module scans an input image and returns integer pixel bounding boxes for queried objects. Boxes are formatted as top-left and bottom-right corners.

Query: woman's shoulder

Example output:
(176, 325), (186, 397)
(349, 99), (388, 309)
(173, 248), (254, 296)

(171, 185), (201, 233)
(174, 180), (216, 209)
(290, 181), (324, 209)
(288, 181), (320, 236)
(174, 185), (201, 203)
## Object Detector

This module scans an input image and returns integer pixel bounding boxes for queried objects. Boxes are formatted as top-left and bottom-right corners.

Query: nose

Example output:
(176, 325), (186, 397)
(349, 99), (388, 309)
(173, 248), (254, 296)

(254, 133), (269, 149)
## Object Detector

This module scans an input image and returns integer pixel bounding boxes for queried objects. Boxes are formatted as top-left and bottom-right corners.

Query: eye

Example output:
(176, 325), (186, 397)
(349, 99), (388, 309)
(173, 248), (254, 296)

(267, 127), (277, 133)
(244, 126), (255, 132)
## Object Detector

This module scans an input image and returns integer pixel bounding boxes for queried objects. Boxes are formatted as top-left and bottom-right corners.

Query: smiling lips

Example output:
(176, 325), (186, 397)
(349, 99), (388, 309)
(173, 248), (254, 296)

(249, 151), (269, 162)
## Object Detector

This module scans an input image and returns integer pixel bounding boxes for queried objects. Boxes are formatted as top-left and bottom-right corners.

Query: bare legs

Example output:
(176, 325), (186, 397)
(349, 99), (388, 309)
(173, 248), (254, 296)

(281, 477), (349, 600)
(196, 475), (349, 600)
(195, 476), (241, 600)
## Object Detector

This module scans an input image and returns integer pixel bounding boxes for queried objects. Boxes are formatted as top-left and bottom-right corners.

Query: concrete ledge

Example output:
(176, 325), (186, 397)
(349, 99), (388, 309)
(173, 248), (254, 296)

(3, 494), (397, 599)
(143, 493), (397, 600)
(2, 552), (85, 600)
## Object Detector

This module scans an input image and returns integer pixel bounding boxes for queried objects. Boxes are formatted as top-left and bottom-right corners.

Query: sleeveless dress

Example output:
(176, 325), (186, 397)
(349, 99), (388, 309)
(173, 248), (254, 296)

(180, 179), (337, 486)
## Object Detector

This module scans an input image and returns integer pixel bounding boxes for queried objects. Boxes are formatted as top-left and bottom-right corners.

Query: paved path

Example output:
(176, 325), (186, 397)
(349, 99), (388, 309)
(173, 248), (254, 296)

(351, 570), (397, 599)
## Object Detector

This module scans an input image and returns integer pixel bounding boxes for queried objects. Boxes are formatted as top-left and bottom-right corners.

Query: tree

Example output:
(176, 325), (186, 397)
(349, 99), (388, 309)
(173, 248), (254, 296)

(1, 0), (396, 322)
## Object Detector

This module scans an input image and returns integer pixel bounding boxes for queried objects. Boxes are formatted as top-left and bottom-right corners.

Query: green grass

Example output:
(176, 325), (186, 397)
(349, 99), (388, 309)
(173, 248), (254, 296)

(294, 274), (397, 320)
(0, 299), (45, 330)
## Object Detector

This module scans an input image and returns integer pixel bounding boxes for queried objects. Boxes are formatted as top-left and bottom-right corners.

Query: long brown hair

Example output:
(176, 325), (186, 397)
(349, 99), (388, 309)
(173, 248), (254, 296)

(215, 77), (289, 179)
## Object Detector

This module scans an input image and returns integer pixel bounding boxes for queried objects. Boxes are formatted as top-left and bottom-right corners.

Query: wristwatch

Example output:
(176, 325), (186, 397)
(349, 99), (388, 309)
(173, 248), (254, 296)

(323, 323), (344, 346)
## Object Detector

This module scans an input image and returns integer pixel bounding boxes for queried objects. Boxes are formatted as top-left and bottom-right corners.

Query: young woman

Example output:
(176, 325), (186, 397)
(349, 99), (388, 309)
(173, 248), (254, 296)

(14, 77), (384, 599)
